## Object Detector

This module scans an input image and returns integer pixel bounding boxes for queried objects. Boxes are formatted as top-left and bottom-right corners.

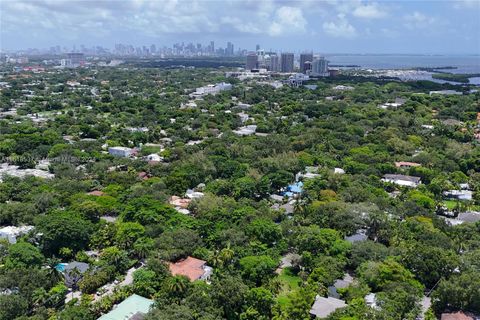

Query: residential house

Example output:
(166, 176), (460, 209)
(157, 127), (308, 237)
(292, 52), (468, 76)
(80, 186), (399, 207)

(382, 174), (421, 188)
(145, 153), (162, 162)
(327, 274), (354, 299)
(395, 161), (421, 169)
(441, 312), (475, 320)
(189, 82), (232, 98)
(87, 190), (104, 196)
(63, 261), (90, 287)
(281, 181), (304, 198)
(108, 146), (133, 158)
(443, 190), (473, 201)
(98, 294), (154, 320)
(169, 256), (213, 281)
(445, 211), (480, 226)
(429, 90), (462, 95)
(332, 85), (354, 91)
(379, 98), (406, 109)
(0, 226), (34, 244)
(185, 189), (205, 200)
(233, 125), (257, 136)
(169, 196), (192, 215)
(270, 194), (284, 203)
(345, 230), (368, 243)
(365, 293), (379, 310)
(309, 296), (347, 318)
(0, 163), (55, 182)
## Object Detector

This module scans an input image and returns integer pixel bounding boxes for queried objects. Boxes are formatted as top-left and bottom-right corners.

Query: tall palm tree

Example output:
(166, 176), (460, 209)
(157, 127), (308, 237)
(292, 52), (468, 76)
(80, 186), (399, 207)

(219, 243), (234, 265)
(168, 276), (188, 297)
(46, 257), (62, 284)
(32, 288), (47, 309)
(133, 238), (153, 260)
(211, 251), (223, 268)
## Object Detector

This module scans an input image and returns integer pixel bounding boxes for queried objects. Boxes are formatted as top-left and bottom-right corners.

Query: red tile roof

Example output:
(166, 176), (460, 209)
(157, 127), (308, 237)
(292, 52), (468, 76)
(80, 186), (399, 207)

(441, 312), (474, 320)
(87, 190), (105, 196)
(169, 256), (206, 281)
(395, 161), (421, 168)
(169, 196), (191, 209)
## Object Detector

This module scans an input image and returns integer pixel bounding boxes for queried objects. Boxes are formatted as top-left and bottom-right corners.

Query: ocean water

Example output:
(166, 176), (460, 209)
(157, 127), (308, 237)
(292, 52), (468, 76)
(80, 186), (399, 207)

(325, 55), (480, 74)
(324, 54), (480, 85)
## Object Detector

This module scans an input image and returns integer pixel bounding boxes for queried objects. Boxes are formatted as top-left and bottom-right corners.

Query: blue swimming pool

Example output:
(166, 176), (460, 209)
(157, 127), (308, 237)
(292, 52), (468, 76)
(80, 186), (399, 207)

(55, 263), (68, 272)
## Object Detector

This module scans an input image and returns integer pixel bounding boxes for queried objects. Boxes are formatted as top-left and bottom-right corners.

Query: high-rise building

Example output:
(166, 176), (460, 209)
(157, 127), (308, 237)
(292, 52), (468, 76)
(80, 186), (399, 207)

(210, 41), (215, 54)
(246, 53), (258, 70)
(311, 56), (329, 76)
(300, 53), (313, 73)
(255, 44), (260, 51)
(280, 53), (294, 72)
(226, 42), (234, 56)
(66, 52), (84, 67)
(269, 54), (279, 72)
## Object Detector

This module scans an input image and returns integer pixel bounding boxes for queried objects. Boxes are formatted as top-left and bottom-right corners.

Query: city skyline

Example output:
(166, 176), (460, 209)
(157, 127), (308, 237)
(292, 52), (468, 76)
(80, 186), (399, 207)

(1, 0), (479, 54)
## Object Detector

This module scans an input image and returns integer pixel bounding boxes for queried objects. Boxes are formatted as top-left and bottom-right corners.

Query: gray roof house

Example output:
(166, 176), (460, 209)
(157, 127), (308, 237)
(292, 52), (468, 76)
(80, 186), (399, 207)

(310, 296), (347, 318)
(64, 261), (90, 288)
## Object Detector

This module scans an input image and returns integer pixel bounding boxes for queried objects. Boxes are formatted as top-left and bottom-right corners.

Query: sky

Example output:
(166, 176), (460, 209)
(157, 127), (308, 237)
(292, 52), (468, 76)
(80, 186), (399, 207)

(0, 0), (479, 54)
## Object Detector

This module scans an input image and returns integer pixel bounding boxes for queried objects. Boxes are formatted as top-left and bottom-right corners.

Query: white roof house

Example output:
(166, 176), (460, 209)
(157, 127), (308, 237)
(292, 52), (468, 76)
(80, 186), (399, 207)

(108, 146), (133, 158)
(0, 226), (34, 244)
(185, 189), (205, 200)
(0, 163), (54, 182)
(145, 154), (162, 162)
(443, 190), (473, 201)
(382, 174), (421, 188)
(233, 125), (257, 136)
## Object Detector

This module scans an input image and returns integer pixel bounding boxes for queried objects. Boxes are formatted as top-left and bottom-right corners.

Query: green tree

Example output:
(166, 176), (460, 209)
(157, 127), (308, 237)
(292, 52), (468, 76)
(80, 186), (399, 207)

(35, 211), (94, 255)
(358, 258), (423, 292)
(239, 255), (278, 285)
(5, 241), (44, 269)
(115, 222), (145, 249)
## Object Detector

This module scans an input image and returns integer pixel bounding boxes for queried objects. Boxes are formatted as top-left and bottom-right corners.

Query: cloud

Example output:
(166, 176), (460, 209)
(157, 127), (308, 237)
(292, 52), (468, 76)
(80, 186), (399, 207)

(404, 11), (436, 29)
(323, 14), (357, 38)
(268, 6), (307, 36)
(453, 0), (480, 9)
(353, 3), (387, 19)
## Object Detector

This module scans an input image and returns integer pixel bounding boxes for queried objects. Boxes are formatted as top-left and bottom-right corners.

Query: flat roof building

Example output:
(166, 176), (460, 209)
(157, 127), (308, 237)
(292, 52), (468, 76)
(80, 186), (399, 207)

(246, 53), (258, 70)
(280, 53), (294, 73)
(0, 226), (34, 244)
(98, 294), (154, 320)
(300, 53), (313, 73)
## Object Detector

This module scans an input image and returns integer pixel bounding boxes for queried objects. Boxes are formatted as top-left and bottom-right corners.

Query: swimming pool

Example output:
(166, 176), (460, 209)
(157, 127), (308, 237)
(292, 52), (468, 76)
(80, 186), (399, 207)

(55, 263), (68, 272)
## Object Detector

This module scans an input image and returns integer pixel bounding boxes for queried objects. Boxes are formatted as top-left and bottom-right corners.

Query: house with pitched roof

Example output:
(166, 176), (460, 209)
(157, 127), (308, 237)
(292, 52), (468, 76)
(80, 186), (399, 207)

(168, 256), (213, 281)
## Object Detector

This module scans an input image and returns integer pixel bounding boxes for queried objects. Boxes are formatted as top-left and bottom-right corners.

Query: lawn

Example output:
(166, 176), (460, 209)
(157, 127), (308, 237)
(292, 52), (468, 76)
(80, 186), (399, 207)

(276, 267), (302, 307)
(443, 200), (479, 211)
(443, 200), (459, 210)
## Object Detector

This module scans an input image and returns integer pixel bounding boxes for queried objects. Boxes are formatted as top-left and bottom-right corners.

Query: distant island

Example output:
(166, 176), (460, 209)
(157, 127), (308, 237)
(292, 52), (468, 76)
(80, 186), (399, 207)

(329, 64), (361, 68)
(432, 72), (480, 83)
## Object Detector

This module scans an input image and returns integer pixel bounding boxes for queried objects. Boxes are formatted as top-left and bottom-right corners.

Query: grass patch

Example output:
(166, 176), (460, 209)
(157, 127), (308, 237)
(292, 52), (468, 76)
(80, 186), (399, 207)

(443, 200), (459, 210)
(443, 200), (479, 211)
(276, 267), (302, 307)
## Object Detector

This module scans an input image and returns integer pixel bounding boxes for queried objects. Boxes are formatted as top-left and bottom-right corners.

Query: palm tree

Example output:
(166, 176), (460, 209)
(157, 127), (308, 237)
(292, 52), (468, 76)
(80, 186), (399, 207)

(133, 238), (153, 260)
(32, 288), (47, 309)
(46, 257), (62, 284)
(167, 276), (188, 297)
(267, 278), (283, 296)
(210, 251), (224, 268)
(219, 243), (234, 265)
